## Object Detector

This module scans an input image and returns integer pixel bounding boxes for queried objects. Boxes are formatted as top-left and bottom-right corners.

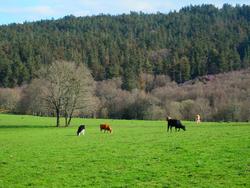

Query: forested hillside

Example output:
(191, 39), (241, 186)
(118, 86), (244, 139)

(0, 4), (250, 89)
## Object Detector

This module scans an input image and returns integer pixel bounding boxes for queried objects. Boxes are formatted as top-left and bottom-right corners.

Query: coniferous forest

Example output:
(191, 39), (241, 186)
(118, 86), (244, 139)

(0, 4), (249, 89)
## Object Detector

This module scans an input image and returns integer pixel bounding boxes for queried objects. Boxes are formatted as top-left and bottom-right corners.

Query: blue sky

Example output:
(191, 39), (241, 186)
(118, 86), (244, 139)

(0, 0), (249, 25)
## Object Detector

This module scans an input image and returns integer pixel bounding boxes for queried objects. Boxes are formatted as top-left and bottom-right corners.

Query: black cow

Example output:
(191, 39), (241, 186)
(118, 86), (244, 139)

(77, 125), (85, 136)
(166, 117), (186, 132)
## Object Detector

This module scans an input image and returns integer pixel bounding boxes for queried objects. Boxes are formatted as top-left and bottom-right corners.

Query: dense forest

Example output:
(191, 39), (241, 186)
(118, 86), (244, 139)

(0, 4), (250, 89)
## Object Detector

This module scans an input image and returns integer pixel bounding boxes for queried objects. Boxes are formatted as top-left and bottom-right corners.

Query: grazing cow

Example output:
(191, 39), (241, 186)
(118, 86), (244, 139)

(100, 123), (112, 133)
(77, 125), (85, 136)
(166, 117), (186, 132)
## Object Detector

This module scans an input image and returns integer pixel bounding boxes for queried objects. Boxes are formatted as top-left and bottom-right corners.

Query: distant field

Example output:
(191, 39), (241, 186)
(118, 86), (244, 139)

(0, 114), (249, 187)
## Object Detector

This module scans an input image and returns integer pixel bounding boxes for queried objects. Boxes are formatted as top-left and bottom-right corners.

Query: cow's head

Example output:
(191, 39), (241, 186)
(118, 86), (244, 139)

(166, 116), (171, 121)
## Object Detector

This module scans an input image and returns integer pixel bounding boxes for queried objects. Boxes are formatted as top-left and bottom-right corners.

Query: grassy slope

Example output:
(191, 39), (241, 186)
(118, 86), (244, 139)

(0, 114), (249, 187)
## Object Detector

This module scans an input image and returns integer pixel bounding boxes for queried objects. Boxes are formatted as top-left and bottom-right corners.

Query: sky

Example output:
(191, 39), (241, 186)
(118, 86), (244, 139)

(0, 0), (249, 25)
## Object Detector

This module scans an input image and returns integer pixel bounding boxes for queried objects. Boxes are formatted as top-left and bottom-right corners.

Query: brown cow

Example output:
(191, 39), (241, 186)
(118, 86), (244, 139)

(100, 123), (112, 133)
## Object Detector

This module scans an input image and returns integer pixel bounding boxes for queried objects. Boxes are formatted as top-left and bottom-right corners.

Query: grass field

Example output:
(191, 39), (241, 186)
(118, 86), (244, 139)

(0, 114), (249, 187)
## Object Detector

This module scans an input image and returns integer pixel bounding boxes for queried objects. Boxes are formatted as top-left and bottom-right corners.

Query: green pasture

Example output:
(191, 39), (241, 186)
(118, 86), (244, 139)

(0, 114), (249, 187)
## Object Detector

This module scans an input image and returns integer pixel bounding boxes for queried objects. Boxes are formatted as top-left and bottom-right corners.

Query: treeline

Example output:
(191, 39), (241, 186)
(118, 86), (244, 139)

(0, 4), (250, 89)
(1, 69), (250, 122)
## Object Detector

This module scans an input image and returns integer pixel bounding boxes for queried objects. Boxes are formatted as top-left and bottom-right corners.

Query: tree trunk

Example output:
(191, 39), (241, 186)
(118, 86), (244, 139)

(66, 100), (76, 127)
(67, 115), (72, 127)
(65, 114), (68, 127)
(56, 108), (60, 127)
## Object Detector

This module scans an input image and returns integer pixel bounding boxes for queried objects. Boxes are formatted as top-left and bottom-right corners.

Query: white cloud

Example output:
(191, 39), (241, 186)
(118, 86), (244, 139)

(73, 10), (92, 17)
(127, 1), (155, 12)
(0, 6), (55, 15)
(120, 0), (177, 13)
(30, 6), (55, 15)
(59, 0), (177, 16)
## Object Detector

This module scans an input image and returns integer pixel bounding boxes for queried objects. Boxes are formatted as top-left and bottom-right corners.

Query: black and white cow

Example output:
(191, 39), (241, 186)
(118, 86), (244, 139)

(77, 125), (85, 136)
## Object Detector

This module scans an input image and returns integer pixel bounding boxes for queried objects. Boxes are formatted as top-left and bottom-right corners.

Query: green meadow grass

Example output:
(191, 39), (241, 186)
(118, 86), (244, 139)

(0, 114), (249, 187)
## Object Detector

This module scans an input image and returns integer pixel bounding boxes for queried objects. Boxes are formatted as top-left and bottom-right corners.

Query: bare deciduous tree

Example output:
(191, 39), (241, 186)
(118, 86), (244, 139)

(0, 87), (21, 112)
(17, 80), (49, 115)
(37, 61), (94, 127)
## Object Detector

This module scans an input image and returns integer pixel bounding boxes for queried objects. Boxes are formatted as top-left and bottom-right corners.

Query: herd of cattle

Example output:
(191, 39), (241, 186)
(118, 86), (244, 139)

(77, 117), (186, 136)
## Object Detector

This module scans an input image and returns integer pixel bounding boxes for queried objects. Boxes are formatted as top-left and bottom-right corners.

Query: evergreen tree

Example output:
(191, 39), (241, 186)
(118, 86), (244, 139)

(0, 4), (249, 88)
